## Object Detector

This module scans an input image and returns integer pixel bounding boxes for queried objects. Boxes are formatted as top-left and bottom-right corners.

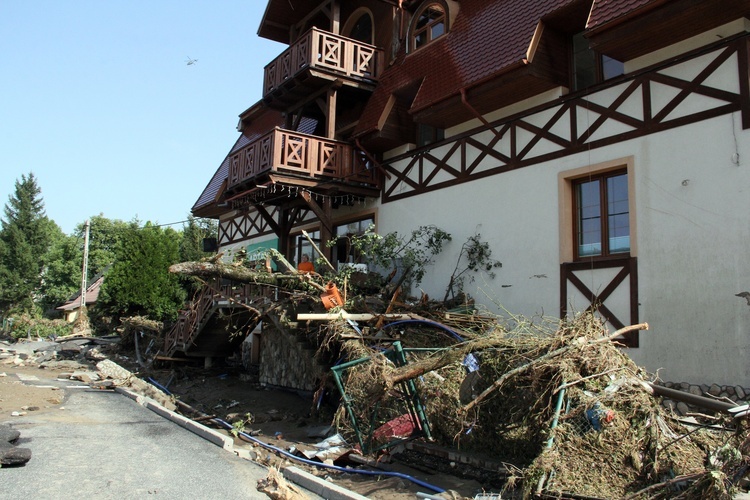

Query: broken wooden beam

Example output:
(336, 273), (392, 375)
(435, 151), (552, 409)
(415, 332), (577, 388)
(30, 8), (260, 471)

(297, 312), (422, 322)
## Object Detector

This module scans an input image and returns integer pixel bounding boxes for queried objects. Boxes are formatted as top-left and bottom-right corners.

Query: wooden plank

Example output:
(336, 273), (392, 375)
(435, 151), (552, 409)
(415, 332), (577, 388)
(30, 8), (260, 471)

(297, 312), (422, 322)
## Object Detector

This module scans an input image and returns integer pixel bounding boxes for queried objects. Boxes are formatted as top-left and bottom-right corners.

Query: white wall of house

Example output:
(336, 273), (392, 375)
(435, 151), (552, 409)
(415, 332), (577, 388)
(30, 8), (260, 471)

(379, 113), (750, 386)
(377, 36), (750, 387)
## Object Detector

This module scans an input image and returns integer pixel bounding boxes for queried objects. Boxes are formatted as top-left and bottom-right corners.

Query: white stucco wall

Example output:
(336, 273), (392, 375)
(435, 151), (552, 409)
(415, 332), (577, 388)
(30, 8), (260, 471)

(378, 111), (750, 386)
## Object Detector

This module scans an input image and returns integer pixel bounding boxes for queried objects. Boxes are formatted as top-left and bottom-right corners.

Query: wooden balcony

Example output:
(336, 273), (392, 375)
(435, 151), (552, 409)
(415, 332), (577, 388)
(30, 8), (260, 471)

(226, 127), (380, 198)
(263, 27), (383, 108)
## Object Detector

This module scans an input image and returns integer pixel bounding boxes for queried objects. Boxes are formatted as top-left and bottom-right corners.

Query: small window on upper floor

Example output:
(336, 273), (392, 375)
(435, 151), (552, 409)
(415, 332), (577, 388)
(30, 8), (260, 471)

(572, 32), (624, 91)
(410, 2), (447, 52)
(416, 123), (444, 147)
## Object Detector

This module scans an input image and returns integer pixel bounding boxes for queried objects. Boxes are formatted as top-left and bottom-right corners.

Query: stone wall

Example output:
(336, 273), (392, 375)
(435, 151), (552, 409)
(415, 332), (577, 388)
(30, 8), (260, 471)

(658, 381), (749, 416)
(258, 320), (325, 393)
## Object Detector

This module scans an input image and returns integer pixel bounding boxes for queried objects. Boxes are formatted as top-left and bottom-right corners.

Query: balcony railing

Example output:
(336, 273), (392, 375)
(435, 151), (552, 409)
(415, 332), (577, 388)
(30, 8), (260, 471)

(227, 128), (380, 190)
(264, 27), (383, 96)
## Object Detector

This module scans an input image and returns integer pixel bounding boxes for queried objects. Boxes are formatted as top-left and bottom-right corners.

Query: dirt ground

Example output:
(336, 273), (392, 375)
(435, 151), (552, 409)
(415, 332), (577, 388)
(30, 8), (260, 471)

(0, 363), (71, 420)
(0, 357), (492, 499)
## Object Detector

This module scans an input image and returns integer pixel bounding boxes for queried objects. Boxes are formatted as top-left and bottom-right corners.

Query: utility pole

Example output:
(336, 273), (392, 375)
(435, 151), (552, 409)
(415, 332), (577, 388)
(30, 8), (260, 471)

(79, 219), (90, 310)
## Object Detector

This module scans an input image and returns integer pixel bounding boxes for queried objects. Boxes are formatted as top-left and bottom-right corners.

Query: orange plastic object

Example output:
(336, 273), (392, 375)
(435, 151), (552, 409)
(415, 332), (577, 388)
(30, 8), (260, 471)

(321, 282), (344, 310)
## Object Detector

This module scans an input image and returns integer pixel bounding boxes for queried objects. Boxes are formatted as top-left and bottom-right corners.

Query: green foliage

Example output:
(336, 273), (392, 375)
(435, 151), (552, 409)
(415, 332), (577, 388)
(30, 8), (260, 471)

(3, 313), (73, 339)
(341, 225), (452, 291)
(0, 173), (58, 314)
(39, 232), (81, 312)
(229, 413), (255, 437)
(178, 215), (219, 296)
(179, 215), (218, 263)
(443, 231), (502, 304)
(78, 215), (137, 278)
(0, 176), (212, 327)
(98, 222), (186, 322)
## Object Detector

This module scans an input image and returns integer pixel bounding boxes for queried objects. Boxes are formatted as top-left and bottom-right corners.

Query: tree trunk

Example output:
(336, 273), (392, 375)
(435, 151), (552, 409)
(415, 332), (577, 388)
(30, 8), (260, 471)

(169, 260), (326, 292)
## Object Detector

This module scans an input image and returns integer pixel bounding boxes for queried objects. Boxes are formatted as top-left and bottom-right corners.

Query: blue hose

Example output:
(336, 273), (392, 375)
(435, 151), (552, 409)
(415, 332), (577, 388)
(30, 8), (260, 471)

(380, 319), (464, 342)
(145, 377), (445, 494)
(214, 417), (445, 493)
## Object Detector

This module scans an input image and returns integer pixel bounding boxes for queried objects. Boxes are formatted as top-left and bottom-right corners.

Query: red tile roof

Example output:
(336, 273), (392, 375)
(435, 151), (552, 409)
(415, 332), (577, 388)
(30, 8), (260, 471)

(57, 276), (104, 311)
(356, 0), (580, 136)
(587, 0), (663, 31)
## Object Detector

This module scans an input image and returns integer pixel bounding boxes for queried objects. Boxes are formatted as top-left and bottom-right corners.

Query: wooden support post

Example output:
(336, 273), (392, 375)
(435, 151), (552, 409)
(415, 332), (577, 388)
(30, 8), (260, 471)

(330, 0), (340, 35)
(326, 88), (337, 139)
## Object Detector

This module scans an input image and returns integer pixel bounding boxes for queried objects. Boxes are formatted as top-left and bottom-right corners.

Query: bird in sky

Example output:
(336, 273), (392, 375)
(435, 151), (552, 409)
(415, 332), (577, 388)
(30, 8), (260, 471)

(186, 56), (198, 66)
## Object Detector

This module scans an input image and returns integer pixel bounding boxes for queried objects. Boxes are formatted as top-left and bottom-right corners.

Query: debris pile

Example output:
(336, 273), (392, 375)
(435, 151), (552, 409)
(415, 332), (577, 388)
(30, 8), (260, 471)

(324, 310), (749, 498)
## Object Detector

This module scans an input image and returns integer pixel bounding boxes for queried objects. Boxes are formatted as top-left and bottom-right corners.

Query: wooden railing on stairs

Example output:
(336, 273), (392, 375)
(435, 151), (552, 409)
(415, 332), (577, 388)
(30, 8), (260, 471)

(163, 279), (276, 357)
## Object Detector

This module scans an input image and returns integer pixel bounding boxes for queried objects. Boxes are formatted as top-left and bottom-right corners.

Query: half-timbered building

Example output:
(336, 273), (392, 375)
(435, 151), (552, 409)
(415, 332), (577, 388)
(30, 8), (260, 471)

(183, 0), (750, 388)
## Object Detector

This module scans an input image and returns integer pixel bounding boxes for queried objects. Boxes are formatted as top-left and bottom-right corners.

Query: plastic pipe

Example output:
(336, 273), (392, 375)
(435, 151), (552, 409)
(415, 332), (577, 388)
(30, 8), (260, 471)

(145, 377), (445, 494)
(536, 385), (566, 495)
(213, 418), (445, 494)
(380, 319), (464, 342)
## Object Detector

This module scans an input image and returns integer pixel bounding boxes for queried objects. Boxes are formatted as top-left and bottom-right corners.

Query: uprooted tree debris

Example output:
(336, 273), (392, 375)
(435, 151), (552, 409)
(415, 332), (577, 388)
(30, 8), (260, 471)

(167, 253), (750, 499)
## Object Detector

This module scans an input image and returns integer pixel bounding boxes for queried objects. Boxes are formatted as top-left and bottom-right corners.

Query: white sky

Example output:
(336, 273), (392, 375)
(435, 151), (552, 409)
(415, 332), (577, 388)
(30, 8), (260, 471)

(1, 1), (284, 234)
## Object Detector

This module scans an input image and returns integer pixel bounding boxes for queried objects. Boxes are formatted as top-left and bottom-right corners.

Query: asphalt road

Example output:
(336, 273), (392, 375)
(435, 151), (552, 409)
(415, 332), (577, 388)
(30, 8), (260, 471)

(1, 375), (301, 499)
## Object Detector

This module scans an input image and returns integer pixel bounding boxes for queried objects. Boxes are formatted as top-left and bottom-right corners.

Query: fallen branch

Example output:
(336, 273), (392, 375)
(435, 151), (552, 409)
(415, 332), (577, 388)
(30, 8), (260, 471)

(120, 315), (163, 333)
(552, 367), (623, 394)
(462, 322), (648, 413)
(384, 331), (509, 389)
(302, 230), (336, 274)
(169, 259), (326, 292)
(623, 472), (704, 499)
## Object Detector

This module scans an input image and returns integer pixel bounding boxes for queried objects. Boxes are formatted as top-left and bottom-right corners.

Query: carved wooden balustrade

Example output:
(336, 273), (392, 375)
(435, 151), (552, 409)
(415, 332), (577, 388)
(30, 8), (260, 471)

(264, 27), (383, 96)
(226, 127), (380, 191)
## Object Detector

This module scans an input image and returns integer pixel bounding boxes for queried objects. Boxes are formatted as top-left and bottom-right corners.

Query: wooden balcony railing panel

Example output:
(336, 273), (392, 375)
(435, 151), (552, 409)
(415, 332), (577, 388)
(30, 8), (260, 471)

(227, 128), (380, 190)
(263, 27), (382, 96)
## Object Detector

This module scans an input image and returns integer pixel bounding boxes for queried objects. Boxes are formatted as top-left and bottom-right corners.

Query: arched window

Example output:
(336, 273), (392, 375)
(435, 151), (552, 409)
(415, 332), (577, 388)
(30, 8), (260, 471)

(410, 2), (447, 52)
(344, 8), (374, 45)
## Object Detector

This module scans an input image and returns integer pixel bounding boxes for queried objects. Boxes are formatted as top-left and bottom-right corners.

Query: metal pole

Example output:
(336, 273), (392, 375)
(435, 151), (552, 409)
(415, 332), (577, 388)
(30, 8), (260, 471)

(648, 383), (737, 413)
(79, 220), (90, 310)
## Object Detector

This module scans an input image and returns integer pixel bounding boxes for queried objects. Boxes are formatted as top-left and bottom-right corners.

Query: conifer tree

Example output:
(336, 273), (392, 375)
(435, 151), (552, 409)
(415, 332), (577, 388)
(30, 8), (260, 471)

(98, 222), (186, 322)
(0, 173), (56, 314)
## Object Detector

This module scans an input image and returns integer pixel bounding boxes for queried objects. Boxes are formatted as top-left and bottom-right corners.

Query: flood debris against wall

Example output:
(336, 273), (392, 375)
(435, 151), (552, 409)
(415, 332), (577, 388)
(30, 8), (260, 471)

(165, 253), (750, 498)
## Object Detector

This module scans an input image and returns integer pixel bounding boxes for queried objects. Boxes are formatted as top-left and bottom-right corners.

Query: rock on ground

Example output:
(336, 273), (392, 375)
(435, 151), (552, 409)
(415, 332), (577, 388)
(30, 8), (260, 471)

(0, 424), (31, 467)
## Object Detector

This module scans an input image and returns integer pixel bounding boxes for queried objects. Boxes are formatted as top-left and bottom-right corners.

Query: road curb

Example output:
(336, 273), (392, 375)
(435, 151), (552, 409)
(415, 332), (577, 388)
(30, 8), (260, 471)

(114, 386), (369, 499)
(114, 387), (234, 450)
(283, 466), (370, 500)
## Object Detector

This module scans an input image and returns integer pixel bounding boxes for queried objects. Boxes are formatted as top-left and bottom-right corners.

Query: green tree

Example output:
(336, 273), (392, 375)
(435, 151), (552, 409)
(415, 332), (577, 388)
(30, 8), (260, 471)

(343, 225), (452, 294)
(39, 232), (81, 312)
(179, 215), (218, 262)
(80, 214), (136, 278)
(98, 222), (186, 322)
(178, 215), (219, 296)
(0, 173), (57, 314)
